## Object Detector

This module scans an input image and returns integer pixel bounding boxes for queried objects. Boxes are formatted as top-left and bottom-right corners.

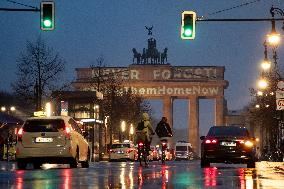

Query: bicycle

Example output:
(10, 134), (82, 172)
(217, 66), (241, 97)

(160, 138), (168, 164)
(136, 130), (149, 166)
(137, 140), (148, 166)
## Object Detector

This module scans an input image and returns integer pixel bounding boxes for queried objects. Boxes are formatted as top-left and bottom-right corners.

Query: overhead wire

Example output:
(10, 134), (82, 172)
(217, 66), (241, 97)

(199, 0), (262, 19)
(5, 0), (37, 9)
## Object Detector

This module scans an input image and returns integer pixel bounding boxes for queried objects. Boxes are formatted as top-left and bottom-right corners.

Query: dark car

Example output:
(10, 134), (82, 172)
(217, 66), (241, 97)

(200, 126), (256, 168)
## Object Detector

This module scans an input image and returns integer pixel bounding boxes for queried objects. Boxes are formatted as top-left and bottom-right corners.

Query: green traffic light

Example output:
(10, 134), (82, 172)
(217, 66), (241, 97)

(181, 11), (196, 40)
(41, 2), (55, 31)
(184, 28), (193, 37)
(43, 19), (52, 28)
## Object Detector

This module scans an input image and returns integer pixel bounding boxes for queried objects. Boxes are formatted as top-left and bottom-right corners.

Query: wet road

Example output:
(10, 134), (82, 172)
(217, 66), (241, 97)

(0, 160), (284, 188)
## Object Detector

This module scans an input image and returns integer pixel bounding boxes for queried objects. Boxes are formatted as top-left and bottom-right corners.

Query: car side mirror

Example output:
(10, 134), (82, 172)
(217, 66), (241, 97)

(200, 136), (205, 140)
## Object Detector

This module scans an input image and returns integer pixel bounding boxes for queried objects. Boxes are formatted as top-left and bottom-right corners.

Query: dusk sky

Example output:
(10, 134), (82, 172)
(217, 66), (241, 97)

(1, 0), (284, 136)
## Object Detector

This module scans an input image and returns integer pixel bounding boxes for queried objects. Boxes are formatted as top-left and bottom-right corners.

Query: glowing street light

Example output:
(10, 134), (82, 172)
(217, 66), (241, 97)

(45, 102), (51, 117)
(121, 121), (126, 132)
(258, 78), (268, 89)
(267, 33), (281, 46)
(257, 91), (263, 96)
(261, 59), (271, 71)
(129, 124), (134, 135)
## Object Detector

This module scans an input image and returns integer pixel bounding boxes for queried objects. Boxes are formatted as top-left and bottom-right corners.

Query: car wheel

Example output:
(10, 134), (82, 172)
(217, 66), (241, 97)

(247, 161), (255, 168)
(81, 150), (90, 168)
(201, 158), (210, 168)
(70, 149), (79, 168)
(17, 160), (27, 170)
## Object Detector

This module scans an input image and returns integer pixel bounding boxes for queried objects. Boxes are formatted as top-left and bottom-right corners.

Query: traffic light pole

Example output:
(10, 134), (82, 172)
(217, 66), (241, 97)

(0, 8), (39, 12)
(197, 18), (284, 22)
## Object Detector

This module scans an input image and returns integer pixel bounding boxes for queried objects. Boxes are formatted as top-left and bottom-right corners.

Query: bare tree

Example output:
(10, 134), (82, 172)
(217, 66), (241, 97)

(90, 59), (150, 145)
(12, 37), (67, 111)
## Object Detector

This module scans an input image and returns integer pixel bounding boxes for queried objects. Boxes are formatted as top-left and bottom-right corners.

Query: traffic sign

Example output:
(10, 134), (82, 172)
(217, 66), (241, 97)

(276, 99), (284, 110)
(277, 80), (284, 91)
(276, 91), (284, 99)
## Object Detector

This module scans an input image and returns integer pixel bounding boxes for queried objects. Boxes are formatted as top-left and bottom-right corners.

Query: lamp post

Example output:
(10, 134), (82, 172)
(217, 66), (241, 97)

(256, 6), (284, 152)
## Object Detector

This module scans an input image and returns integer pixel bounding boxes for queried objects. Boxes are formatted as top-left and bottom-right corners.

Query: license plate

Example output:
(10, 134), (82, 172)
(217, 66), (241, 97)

(35, 137), (53, 143)
(221, 141), (236, 146)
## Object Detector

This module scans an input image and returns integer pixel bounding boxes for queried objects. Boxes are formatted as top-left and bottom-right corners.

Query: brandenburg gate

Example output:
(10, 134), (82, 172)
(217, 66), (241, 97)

(72, 64), (229, 153)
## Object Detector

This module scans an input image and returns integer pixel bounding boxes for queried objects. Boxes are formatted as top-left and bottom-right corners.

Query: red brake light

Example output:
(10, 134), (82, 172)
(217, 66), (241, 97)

(138, 142), (143, 147)
(65, 125), (71, 139)
(109, 149), (115, 153)
(127, 149), (133, 153)
(162, 142), (167, 146)
(205, 139), (217, 144)
(205, 139), (211, 144)
(17, 128), (23, 142)
(18, 128), (23, 135)
(237, 140), (245, 144)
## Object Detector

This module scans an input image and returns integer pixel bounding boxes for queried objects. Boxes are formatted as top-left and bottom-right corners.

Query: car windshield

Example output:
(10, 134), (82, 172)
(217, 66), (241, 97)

(207, 126), (249, 137)
(111, 144), (130, 149)
(23, 119), (65, 132)
(176, 146), (187, 151)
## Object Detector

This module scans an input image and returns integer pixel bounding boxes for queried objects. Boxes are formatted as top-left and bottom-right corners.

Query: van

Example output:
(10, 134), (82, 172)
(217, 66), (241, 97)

(174, 141), (194, 160)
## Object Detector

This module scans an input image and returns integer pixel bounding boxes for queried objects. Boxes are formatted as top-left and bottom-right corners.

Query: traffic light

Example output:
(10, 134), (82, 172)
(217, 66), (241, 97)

(40, 1), (55, 31)
(181, 11), (196, 40)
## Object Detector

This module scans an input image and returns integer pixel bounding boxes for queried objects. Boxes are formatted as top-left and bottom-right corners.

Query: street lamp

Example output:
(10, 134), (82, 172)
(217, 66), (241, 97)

(257, 78), (268, 89)
(45, 102), (51, 117)
(266, 6), (283, 47)
(120, 120), (126, 142)
(129, 123), (134, 142)
(261, 41), (271, 71)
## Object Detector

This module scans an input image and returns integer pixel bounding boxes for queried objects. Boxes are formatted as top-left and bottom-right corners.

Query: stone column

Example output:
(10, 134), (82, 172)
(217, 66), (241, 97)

(188, 97), (199, 155)
(215, 96), (224, 126)
(163, 96), (173, 126)
(163, 96), (173, 148)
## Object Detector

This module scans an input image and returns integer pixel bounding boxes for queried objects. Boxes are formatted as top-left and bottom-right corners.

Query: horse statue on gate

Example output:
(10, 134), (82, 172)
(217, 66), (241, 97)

(132, 48), (141, 64)
(161, 47), (168, 64)
(141, 48), (147, 64)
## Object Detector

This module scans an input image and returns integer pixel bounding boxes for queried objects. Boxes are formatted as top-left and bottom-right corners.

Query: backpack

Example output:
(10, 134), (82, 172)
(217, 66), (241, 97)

(137, 121), (145, 131)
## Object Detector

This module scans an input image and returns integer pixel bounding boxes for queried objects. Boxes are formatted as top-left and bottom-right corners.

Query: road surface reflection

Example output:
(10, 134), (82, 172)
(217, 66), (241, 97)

(7, 161), (284, 188)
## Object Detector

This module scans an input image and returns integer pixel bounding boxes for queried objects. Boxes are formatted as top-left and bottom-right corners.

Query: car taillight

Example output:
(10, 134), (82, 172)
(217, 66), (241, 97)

(162, 142), (167, 146)
(109, 149), (115, 153)
(126, 149), (133, 153)
(65, 125), (71, 139)
(237, 139), (245, 144)
(17, 128), (23, 142)
(138, 142), (143, 147)
(205, 139), (217, 144)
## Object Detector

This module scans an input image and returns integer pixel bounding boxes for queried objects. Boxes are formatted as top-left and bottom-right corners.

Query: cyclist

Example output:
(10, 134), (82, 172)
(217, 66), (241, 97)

(155, 117), (173, 139)
(155, 117), (173, 162)
(135, 112), (155, 155)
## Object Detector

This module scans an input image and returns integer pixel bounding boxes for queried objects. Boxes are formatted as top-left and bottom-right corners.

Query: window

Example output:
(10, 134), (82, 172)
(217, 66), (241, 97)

(111, 144), (130, 149)
(69, 118), (83, 135)
(176, 146), (188, 151)
(23, 119), (65, 132)
(207, 126), (249, 137)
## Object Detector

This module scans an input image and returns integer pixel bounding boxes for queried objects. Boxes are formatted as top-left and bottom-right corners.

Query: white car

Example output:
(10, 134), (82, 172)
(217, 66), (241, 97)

(109, 142), (136, 161)
(16, 116), (90, 169)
